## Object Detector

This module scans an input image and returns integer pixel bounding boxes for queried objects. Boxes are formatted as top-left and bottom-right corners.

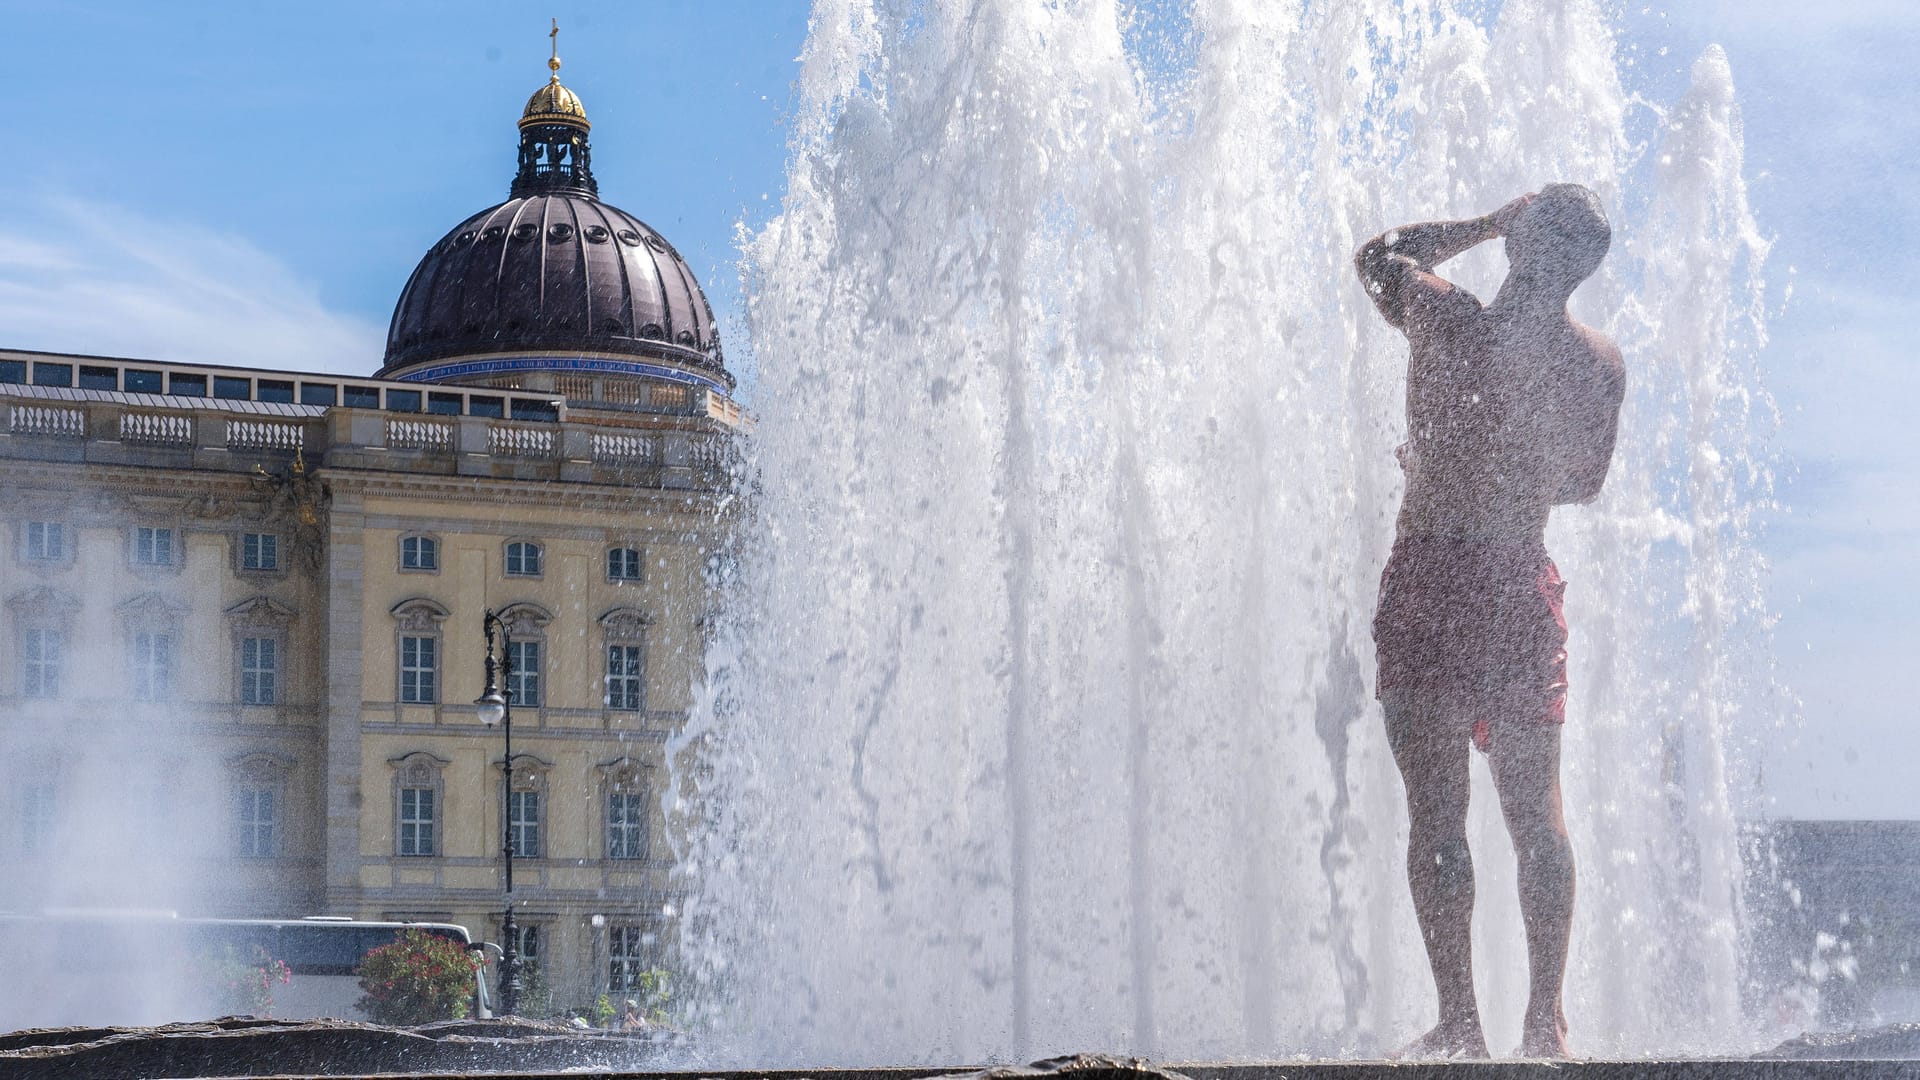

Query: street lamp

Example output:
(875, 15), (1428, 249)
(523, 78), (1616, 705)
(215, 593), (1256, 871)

(474, 608), (523, 1016)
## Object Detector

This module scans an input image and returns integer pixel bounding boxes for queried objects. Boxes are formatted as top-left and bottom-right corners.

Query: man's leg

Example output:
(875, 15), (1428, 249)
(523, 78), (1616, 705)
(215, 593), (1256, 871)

(1382, 691), (1486, 1058)
(1486, 719), (1574, 1058)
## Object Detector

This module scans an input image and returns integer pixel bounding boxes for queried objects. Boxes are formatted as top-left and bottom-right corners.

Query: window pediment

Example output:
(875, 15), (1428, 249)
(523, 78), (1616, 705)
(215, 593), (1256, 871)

(498, 602), (553, 638)
(225, 596), (298, 628)
(597, 755), (653, 791)
(497, 753), (554, 789)
(599, 607), (652, 641)
(7, 586), (80, 623)
(118, 592), (187, 630)
(230, 751), (293, 783)
(390, 597), (450, 633)
(389, 750), (451, 788)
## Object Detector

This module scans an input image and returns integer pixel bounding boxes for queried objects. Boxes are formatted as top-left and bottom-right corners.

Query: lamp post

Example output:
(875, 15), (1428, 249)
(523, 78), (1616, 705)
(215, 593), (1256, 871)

(474, 609), (523, 1017)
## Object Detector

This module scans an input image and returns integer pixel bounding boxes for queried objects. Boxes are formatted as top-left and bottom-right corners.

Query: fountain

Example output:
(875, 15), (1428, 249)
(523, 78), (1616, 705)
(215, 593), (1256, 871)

(670, 0), (1779, 1066)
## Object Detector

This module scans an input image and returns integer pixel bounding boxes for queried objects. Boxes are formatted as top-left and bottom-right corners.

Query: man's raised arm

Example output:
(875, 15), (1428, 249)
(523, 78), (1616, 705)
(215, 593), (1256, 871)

(1354, 196), (1532, 328)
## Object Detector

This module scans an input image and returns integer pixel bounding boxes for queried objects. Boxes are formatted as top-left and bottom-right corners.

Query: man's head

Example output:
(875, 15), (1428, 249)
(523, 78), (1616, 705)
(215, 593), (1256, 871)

(1505, 183), (1610, 289)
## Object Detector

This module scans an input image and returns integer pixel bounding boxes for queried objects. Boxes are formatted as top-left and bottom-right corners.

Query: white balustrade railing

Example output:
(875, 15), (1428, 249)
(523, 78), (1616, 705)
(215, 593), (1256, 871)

(690, 436), (727, 470)
(387, 418), (452, 451)
(8, 405), (86, 438)
(488, 425), (554, 458)
(591, 431), (661, 465)
(226, 419), (305, 451)
(121, 412), (193, 446)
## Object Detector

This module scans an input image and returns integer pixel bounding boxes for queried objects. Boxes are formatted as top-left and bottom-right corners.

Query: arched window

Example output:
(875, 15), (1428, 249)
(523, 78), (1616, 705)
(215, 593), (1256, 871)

(600, 608), (650, 713)
(119, 593), (188, 702)
(498, 603), (552, 710)
(390, 597), (449, 705)
(598, 756), (651, 861)
(390, 751), (450, 857)
(230, 753), (291, 859)
(497, 754), (551, 861)
(606, 546), (642, 583)
(9, 586), (79, 700)
(226, 596), (297, 707)
(400, 534), (440, 573)
(504, 540), (543, 578)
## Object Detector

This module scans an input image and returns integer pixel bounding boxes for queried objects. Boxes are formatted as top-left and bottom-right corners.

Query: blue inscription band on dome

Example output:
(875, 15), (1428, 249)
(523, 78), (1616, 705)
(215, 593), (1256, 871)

(395, 356), (729, 396)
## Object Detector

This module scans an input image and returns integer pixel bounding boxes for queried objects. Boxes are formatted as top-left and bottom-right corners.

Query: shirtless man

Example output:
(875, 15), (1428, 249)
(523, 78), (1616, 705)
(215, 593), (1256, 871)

(1354, 185), (1626, 1059)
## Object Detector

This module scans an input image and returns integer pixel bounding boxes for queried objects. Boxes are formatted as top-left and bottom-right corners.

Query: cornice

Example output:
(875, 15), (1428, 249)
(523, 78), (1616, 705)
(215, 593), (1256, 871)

(321, 467), (731, 518)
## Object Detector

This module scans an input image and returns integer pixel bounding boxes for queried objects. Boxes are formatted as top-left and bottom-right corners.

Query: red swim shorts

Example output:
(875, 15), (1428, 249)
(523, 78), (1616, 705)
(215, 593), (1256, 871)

(1373, 534), (1569, 752)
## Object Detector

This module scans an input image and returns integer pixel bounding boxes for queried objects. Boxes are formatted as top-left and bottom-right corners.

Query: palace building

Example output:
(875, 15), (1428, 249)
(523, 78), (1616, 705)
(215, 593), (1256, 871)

(0, 42), (741, 1015)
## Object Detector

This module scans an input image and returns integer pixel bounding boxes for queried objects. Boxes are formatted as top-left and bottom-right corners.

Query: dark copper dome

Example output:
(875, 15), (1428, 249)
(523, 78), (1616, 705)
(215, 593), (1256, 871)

(378, 46), (730, 391)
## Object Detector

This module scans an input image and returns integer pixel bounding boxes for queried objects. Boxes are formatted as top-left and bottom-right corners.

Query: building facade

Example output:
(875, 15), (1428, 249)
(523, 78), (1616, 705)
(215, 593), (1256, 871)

(0, 46), (740, 1016)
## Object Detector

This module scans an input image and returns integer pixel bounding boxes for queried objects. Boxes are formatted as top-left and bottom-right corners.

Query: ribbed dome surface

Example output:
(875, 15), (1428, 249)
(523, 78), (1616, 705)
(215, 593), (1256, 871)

(379, 193), (728, 386)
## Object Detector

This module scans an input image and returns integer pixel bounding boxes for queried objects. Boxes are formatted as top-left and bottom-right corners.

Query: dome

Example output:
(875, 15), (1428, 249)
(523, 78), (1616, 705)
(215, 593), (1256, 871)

(521, 53), (589, 130)
(377, 33), (731, 392)
(379, 195), (729, 388)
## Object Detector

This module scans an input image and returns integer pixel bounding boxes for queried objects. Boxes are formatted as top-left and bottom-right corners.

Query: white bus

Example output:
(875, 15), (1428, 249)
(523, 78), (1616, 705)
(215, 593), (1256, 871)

(0, 911), (492, 1030)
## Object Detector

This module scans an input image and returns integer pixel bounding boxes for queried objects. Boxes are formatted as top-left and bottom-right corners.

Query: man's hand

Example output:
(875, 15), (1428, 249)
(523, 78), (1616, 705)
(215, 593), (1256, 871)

(1491, 193), (1537, 236)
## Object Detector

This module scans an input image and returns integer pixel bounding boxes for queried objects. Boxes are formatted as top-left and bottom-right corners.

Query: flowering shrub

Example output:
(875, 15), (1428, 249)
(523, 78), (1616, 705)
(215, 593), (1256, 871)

(354, 928), (481, 1025)
(197, 944), (292, 1016)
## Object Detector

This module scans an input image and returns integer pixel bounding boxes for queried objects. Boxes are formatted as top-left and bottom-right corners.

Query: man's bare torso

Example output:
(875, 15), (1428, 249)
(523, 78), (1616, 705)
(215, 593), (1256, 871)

(1394, 282), (1623, 543)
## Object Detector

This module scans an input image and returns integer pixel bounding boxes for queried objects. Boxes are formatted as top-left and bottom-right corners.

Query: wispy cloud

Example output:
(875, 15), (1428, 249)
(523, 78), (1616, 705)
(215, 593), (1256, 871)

(0, 196), (383, 372)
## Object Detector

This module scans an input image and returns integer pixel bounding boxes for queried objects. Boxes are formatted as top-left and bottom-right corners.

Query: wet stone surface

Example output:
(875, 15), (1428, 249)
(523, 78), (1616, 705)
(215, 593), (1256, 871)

(0, 1014), (682, 1078)
(5, 1029), (1920, 1079)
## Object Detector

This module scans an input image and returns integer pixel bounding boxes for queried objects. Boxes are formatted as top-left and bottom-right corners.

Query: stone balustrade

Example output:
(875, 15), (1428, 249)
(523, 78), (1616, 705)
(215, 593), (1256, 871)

(0, 386), (732, 490)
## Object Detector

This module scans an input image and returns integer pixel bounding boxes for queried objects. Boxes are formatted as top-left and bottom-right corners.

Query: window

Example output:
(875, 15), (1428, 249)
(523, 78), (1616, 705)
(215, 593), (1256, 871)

(235, 785), (275, 858)
(607, 547), (642, 583)
(133, 526), (175, 567)
(608, 926), (655, 995)
(508, 789), (540, 859)
(399, 635), (437, 704)
(400, 536), (438, 571)
(130, 631), (174, 700)
(240, 636), (279, 705)
(504, 541), (543, 577)
(241, 532), (280, 572)
(124, 369), (163, 393)
(606, 645), (643, 711)
(607, 791), (647, 860)
(226, 597), (295, 708)
(398, 787), (435, 856)
(20, 782), (55, 854)
(24, 521), (66, 561)
(391, 598), (448, 706)
(507, 639), (541, 707)
(20, 627), (61, 698)
(391, 751), (447, 858)
(508, 923), (540, 978)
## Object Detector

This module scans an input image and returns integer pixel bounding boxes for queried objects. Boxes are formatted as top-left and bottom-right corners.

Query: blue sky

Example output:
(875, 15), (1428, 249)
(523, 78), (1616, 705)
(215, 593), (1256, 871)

(0, 2), (810, 367)
(0, 1), (1912, 818)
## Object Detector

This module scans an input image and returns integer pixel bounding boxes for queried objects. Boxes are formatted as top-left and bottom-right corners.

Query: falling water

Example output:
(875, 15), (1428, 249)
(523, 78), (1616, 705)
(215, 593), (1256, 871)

(670, 0), (1776, 1065)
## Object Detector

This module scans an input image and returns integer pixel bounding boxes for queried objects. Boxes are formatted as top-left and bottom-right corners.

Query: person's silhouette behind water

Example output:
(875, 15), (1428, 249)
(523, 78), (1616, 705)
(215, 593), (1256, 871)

(1355, 184), (1625, 1059)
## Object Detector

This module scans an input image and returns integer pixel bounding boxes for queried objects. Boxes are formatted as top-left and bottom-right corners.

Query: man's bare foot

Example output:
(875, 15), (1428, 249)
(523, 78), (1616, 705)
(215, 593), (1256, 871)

(1517, 1014), (1571, 1059)
(1394, 1021), (1490, 1060)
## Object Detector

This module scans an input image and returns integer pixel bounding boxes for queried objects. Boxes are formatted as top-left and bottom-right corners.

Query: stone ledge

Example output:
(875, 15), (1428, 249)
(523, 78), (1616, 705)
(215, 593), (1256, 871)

(6, 1026), (1920, 1080)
